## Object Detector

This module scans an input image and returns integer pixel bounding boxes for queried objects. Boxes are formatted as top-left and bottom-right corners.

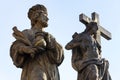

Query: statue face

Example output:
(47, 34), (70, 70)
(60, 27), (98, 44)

(86, 22), (98, 35)
(37, 10), (49, 28)
(28, 4), (49, 28)
(91, 24), (98, 34)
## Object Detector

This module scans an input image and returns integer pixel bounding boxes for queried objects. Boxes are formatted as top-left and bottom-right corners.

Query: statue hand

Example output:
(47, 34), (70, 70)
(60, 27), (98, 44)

(19, 46), (36, 57)
(46, 35), (56, 49)
(33, 36), (46, 48)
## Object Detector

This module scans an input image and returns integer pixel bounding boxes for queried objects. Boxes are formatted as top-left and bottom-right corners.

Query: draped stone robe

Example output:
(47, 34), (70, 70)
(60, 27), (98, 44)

(10, 29), (64, 80)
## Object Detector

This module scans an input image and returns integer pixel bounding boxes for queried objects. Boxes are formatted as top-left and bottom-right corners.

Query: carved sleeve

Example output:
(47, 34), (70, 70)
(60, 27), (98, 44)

(10, 40), (35, 68)
(10, 40), (28, 68)
(46, 34), (64, 66)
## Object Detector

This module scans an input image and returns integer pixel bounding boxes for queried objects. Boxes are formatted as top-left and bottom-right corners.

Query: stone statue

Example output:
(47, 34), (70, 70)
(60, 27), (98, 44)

(65, 12), (112, 80)
(10, 4), (64, 80)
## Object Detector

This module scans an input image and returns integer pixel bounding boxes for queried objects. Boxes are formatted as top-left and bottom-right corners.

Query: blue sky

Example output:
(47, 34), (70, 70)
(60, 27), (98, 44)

(0, 0), (119, 80)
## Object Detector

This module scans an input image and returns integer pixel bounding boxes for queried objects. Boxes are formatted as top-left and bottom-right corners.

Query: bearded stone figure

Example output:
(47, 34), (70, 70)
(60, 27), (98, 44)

(10, 4), (64, 80)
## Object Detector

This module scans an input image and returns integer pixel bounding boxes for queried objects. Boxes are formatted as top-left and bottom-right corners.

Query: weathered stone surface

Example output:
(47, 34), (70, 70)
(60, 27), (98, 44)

(65, 12), (112, 80)
(10, 4), (64, 80)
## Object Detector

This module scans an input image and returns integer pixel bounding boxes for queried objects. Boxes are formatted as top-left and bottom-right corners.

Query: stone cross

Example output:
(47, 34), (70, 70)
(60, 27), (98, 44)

(79, 12), (112, 45)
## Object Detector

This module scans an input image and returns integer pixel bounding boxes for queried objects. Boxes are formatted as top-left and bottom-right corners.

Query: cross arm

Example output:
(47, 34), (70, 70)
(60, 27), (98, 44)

(79, 13), (92, 25)
(99, 26), (112, 40)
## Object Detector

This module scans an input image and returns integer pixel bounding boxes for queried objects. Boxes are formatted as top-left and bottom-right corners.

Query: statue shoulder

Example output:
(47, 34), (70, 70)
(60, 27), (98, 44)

(22, 29), (35, 36)
(22, 29), (33, 34)
(43, 31), (55, 39)
(22, 29), (35, 41)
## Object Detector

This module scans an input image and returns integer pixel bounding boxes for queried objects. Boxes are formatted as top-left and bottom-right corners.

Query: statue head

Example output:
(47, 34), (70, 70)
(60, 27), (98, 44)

(28, 4), (49, 28)
(85, 22), (98, 35)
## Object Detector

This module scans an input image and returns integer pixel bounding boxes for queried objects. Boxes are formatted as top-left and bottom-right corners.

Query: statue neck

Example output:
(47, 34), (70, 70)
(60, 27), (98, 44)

(32, 24), (44, 32)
